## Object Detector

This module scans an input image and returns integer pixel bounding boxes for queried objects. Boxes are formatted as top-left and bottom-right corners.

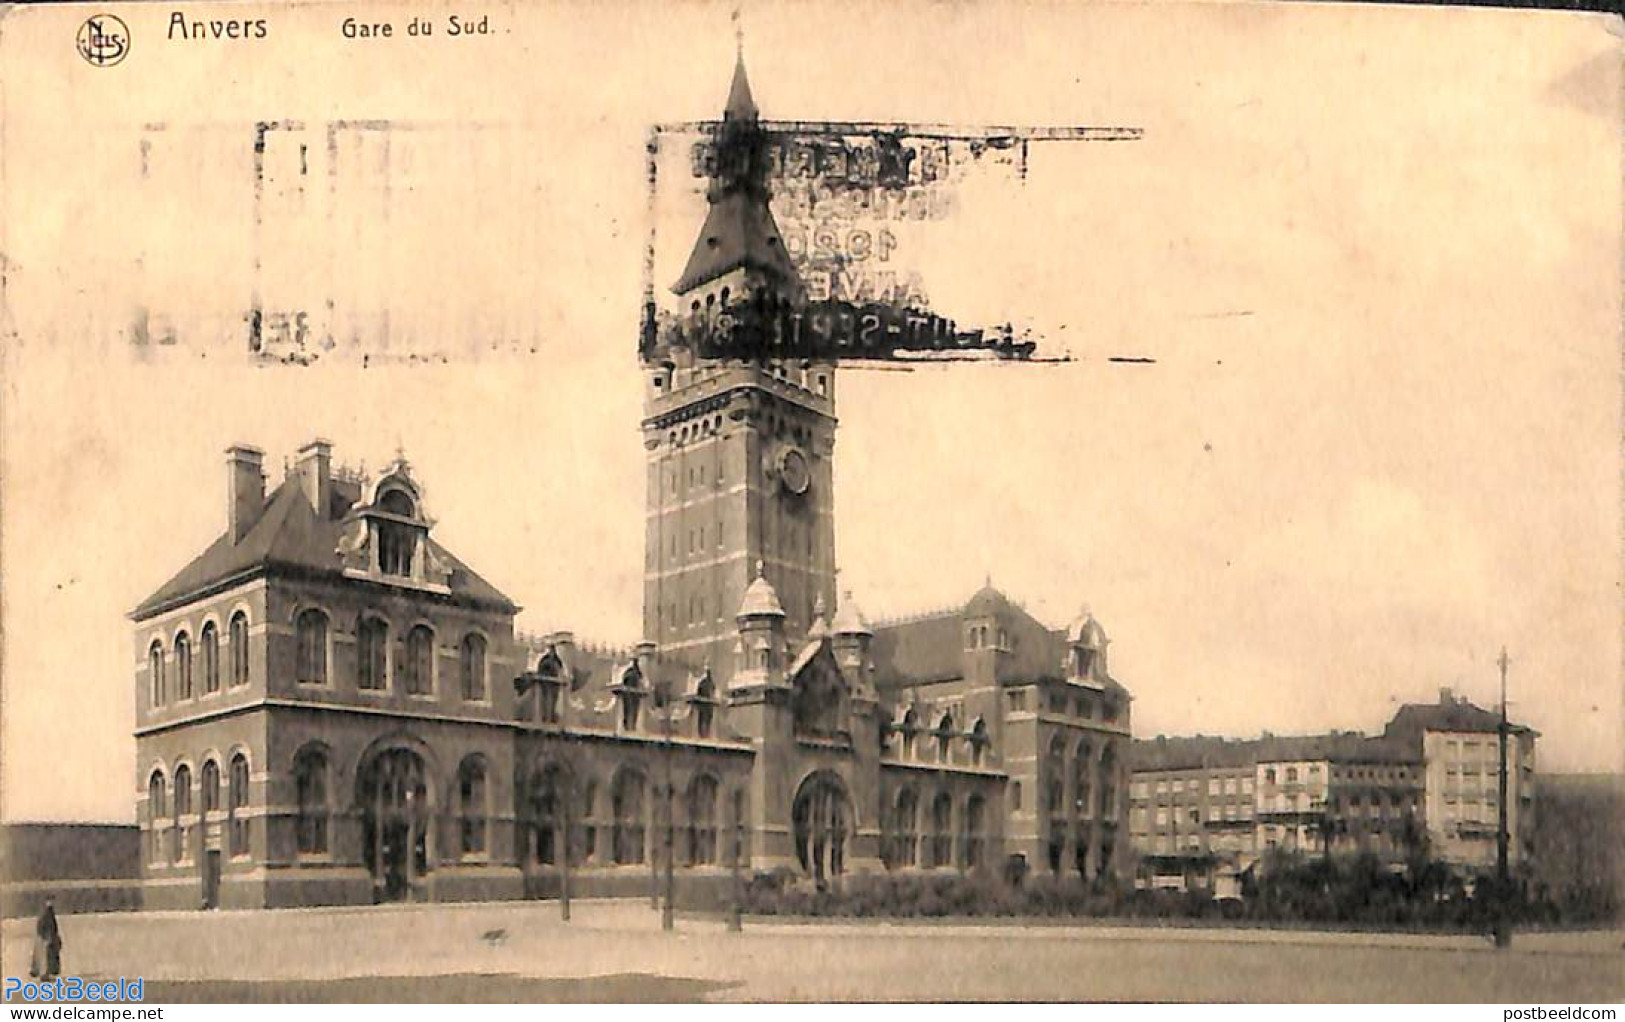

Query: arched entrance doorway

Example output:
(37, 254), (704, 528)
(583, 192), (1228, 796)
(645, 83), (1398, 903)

(358, 746), (432, 902)
(792, 772), (851, 890)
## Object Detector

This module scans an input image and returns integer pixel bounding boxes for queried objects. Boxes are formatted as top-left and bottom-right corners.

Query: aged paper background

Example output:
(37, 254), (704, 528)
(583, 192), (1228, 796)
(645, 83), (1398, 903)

(0, 0), (1620, 824)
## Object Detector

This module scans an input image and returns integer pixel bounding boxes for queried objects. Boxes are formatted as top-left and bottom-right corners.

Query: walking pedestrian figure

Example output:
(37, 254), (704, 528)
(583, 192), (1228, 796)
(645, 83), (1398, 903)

(29, 896), (61, 981)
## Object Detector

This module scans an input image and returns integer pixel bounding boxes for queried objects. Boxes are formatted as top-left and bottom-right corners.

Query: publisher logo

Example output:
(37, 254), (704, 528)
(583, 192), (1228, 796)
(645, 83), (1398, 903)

(76, 14), (129, 67)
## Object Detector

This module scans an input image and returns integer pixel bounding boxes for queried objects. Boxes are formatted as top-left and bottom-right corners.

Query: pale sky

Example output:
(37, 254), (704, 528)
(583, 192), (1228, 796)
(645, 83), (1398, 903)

(2, 0), (1619, 822)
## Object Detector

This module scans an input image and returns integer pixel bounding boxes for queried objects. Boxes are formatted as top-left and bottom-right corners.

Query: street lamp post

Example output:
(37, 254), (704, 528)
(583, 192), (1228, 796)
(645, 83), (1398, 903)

(1494, 646), (1512, 950)
(663, 682), (676, 933)
(560, 764), (572, 923)
(729, 796), (744, 932)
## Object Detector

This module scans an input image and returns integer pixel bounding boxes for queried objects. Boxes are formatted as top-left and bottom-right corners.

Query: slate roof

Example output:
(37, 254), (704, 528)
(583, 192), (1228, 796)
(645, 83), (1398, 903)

(868, 585), (1111, 694)
(672, 190), (801, 296)
(1384, 698), (1532, 739)
(869, 610), (967, 688)
(132, 478), (516, 621)
(1131, 732), (1420, 773)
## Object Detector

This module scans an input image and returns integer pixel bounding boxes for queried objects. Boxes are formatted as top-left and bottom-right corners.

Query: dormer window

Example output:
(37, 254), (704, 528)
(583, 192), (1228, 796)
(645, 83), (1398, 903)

(1073, 647), (1095, 677)
(614, 663), (644, 732)
(690, 672), (717, 739)
(377, 493), (417, 578)
(339, 470), (452, 593)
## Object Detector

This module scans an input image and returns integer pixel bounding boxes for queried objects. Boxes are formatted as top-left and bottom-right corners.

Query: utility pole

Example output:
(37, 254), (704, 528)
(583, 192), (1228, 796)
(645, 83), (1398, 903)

(729, 795), (744, 932)
(1495, 645), (1512, 950)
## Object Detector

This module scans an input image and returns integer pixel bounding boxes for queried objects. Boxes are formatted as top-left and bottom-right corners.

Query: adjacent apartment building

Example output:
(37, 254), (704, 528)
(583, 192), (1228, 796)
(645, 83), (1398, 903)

(1128, 691), (1530, 896)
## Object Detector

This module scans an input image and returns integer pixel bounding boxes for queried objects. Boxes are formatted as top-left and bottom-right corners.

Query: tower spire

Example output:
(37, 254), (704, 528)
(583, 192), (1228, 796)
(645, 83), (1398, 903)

(725, 41), (757, 121)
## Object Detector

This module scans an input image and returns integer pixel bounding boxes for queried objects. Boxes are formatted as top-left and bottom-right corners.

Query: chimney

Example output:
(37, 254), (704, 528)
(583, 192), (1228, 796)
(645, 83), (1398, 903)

(226, 444), (265, 543)
(294, 439), (333, 517)
(1438, 686), (1455, 706)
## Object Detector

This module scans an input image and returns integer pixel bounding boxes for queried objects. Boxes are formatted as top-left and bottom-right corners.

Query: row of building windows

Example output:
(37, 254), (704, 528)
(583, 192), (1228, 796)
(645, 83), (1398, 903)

(1137, 803), (1261, 829)
(1262, 764), (1323, 786)
(292, 609), (489, 700)
(147, 613), (251, 706)
(662, 413), (728, 453)
(882, 789), (989, 871)
(1014, 686), (1122, 726)
(1133, 775), (1259, 799)
(289, 746), (493, 860)
(525, 765), (740, 869)
(966, 625), (1009, 651)
(145, 754), (251, 864)
(1042, 734), (1122, 821)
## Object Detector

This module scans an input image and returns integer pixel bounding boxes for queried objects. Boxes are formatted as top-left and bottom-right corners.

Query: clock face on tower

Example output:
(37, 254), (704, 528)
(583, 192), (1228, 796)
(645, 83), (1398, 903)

(776, 445), (811, 496)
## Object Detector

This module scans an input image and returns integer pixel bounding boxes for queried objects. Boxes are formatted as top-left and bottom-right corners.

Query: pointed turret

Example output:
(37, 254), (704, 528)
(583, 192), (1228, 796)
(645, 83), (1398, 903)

(725, 52), (758, 122)
(831, 590), (872, 638)
(733, 563), (787, 691)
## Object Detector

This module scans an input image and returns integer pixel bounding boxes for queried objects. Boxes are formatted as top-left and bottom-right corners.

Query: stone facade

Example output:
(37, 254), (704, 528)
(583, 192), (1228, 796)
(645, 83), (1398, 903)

(130, 57), (1136, 911)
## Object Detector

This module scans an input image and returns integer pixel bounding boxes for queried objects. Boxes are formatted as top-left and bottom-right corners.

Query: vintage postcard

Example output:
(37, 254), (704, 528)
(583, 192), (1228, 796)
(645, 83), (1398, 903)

(0, 0), (1621, 1006)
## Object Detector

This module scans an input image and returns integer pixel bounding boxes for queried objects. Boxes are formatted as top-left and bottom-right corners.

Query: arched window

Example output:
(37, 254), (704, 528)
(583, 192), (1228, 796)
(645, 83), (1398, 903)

(229, 612), (250, 687)
(1075, 739), (1094, 817)
(201, 622), (220, 695)
(963, 794), (987, 871)
(357, 616), (388, 690)
(792, 773), (850, 887)
(612, 769), (646, 865)
(147, 771), (167, 865)
(687, 775), (718, 865)
(228, 754), (250, 856)
(173, 764), (192, 863)
(892, 788), (918, 868)
(935, 713), (954, 763)
(174, 632), (193, 700)
(293, 747), (329, 855)
(459, 757), (488, 856)
(148, 642), (165, 706)
(928, 791), (953, 869)
(295, 609), (328, 685)
(403, 625), (434, 695)
(460, 634), (487, 701)
(201, 760), (220, 814)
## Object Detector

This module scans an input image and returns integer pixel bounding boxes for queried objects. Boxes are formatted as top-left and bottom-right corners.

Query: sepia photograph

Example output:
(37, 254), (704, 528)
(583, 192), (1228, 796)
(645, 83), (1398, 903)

(0, 0), (1621, 1006)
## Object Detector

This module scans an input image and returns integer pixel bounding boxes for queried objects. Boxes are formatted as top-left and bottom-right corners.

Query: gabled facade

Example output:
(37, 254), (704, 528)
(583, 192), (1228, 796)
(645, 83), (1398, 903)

(133, 442), (525, 909)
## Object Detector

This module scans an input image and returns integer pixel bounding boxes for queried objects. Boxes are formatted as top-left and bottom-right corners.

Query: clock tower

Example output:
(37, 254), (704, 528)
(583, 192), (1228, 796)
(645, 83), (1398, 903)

(642, 54), (837, 687)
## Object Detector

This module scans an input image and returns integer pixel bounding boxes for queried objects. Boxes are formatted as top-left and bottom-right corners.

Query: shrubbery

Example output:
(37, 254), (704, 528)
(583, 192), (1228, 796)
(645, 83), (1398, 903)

(736, 852), (1616, 930)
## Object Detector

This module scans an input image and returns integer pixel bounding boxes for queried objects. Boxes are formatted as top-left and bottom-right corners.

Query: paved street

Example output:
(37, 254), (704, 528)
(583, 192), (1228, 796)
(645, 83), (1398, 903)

(4, 901), (1621, 1002)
